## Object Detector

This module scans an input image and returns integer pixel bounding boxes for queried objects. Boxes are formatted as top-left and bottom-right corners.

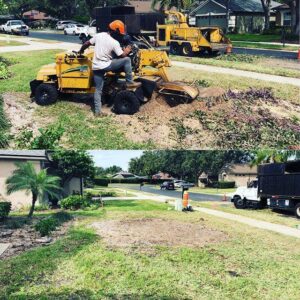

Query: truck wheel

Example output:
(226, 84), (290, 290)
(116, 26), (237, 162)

(113, 90), (140, 115)
(181, 44), (194, 57)
(35, 84), (58, 106)
(233, 196), (246, 209)
(295, 203), (300, 219)
(170, 43), (180, 55)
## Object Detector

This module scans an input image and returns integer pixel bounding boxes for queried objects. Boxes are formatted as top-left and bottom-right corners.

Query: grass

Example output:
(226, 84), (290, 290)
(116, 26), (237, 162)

(0, 40), (27, 47)
(227, 33), (298, 43)
(85, 186), (136, 198)
(189, 187), (236, 195)
(194, 201), (300, 228)
(0, 49), (61, 92)
(171, 54), (300, 78)
(169, 66), (300, 105)
(2, 200), (300, 299)
(34, 102), (154, 149)
(233, 41), (299, 51)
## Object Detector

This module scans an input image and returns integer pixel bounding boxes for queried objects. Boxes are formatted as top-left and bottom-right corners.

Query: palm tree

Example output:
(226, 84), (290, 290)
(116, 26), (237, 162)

(6, 162), (62, 218)
(250, 150), (300, 167)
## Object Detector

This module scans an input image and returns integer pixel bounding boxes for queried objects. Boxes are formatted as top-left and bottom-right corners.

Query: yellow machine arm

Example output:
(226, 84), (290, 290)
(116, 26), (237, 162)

(164, 10), (187, 25)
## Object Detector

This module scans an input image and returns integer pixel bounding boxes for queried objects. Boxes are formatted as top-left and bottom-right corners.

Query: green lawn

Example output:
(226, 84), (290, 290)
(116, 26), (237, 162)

(227, 33), (298, 43)
(171, 54), (300, 79)
(85, 186), (136, 198)
(1, 200), (300, 299)
(189, 187), (236, 195)
(0, 40), (27, 47)
(233, 41), (299, 51)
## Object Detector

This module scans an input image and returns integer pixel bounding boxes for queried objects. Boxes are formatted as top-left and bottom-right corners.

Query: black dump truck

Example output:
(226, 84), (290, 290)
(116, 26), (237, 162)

(259, 160), (300, 217)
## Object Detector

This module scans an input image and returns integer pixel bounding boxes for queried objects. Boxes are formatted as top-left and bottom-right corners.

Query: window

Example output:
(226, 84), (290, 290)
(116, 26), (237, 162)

(283, 11), (291, 26)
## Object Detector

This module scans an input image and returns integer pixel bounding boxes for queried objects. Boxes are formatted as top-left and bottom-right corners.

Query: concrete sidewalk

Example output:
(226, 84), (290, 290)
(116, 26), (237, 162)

(172, 61), (300, 87)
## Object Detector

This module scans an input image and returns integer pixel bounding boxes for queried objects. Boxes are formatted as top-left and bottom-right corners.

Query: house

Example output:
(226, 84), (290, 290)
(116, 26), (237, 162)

(23, 10), (52, 21)
(152, 171), (174, 180)
(129, 0), (153, 13)
(272, 3), (292, 26)
(218, 163), (258, 187)
(189, 0), (282, 33)
(0, 150), (82, 210)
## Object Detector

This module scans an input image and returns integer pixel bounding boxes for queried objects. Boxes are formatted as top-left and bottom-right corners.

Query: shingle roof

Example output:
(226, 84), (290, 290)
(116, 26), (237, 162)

(0, 150), (47, 160)
(192, 0), (281, 14)
(220, 163), (257, 175)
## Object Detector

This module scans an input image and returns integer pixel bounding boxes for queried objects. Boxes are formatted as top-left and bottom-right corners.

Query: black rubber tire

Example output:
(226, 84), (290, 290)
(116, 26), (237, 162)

(113, 90), (140, 115)
(295, 203), (300, 219)
(180, 43), (194, 57)
(233, 196), (246, 209)
(35, 84), (58, 106)
(169, 42), (180, 55)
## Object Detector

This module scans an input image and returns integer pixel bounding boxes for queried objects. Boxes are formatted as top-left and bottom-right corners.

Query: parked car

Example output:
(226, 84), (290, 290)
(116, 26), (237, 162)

(64, 23), (87, 35)
(160, 181), (175, 190)
(1, 20), (29, 35)
(79, 19), (97, 43)
(56, 20), (75, 30)
(173, 180), (195, 188)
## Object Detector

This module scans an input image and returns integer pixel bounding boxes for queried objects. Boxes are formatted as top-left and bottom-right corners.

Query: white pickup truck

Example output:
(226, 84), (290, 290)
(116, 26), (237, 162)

(1, 20), (29, 35)
(231, 179), (267, 209)
(79, 20), (96, 43)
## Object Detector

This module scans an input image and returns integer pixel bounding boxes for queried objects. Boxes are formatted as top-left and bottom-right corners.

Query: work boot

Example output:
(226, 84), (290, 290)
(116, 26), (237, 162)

(126, 82), (141, 89)
(94, 112), (108, 117)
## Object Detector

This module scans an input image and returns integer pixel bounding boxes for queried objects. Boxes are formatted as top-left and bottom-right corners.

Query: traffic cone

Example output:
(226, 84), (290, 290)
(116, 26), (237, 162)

(183, 191), (189, 208)
(222, 194), (227, 202)
(298, 49), (300, 60)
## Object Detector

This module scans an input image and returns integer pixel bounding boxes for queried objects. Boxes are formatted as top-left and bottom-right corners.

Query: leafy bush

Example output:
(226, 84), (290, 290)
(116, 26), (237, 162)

(34, 204), (50, 211)
(0, 202), (11, 220)
(35, 211), (72, 236)
(0, 94), (10, 148)
(210, 181), (235, 188)
(94, 177), (172, 186)
(59, 195), (89, 210)
(15, 123), (64, 150)
(93, 178), (109, 187)
(0, 62), (9, 79)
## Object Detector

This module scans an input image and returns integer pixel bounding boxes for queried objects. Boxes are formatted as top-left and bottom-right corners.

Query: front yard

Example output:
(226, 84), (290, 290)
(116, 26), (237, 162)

(1, 200), (300, 299)
(0, 49), (299, 149)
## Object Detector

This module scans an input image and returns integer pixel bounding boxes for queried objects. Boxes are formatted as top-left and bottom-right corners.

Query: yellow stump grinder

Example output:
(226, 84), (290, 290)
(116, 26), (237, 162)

(30, 45), (199, 115)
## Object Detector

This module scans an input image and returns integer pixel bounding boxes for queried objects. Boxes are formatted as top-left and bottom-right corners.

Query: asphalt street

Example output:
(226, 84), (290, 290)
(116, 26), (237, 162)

(112, 184), (224, 202)
(29, 30), (298, 60)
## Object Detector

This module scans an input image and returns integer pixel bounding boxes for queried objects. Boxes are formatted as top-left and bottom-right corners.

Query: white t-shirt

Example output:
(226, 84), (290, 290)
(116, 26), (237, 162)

(89, 32), (123, 70)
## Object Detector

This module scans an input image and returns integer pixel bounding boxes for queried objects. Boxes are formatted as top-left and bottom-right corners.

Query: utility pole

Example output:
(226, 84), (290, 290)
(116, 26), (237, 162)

(226, 0), (230, 33)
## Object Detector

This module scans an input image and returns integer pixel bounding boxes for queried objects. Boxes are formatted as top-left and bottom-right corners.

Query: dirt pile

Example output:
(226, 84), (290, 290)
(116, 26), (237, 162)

(92, 218), (227, 249)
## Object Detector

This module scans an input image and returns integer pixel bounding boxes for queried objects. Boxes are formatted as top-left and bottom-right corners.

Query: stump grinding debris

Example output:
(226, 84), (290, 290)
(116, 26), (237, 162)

(91, 218), (227, 249)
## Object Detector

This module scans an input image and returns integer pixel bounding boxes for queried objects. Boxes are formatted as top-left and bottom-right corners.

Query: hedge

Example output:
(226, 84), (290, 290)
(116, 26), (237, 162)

(0, 202), (11, 219)
(211, 181), (236, 189)
(93, 177), (173, 186)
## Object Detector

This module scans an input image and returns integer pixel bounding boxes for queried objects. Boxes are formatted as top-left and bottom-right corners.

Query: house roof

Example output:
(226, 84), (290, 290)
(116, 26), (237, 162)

(0, 150), (48, 161)
(129, 0), (155, 13)
(191, 0), (282, 15)
(220, 163), (257, 175)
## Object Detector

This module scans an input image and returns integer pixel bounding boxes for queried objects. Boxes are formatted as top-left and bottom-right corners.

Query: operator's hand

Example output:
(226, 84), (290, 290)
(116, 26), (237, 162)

(123, 45), (132, 56)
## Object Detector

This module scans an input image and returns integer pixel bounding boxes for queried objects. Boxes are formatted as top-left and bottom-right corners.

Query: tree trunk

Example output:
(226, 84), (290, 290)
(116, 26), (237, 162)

(261, 0), (271, 31)
(28, 193), (38, 218)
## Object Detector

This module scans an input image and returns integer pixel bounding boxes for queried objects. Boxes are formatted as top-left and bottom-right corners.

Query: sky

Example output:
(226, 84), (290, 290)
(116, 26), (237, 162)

(88, 150), (144, 170)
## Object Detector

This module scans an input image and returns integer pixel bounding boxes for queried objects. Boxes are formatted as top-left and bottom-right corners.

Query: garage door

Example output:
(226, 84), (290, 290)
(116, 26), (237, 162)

(196, 15), (227, 29)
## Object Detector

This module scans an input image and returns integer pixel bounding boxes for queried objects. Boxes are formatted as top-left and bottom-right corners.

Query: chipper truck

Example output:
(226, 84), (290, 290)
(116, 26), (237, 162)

(156, 10), (231, 56)
(231, 160), (300, 218)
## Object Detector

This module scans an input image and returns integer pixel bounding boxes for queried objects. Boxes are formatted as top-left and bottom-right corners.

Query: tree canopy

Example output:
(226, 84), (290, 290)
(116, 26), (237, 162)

(129, 150), (252, 182)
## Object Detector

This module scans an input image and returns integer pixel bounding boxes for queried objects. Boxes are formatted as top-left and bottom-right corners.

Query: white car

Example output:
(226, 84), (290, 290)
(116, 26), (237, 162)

(64, 24), (87, 35)
(173, 180), (195, 188)
(1, 20), (29, 35)
(56, 20), (74, 30)
(79, 20), (97, 43)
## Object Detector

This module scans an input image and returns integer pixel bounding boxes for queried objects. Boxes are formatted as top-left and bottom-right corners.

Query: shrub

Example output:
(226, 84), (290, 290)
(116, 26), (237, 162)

(93, 178), (109, 187)
(0, 202), (11, 220)
(35, 211), (72, 236)
(59, 195), (89, 210)
(0, 95), (11, 148)
(35, 217), (58, 236)
(93, 177), (172, 186)
(211, 181), (235, 189)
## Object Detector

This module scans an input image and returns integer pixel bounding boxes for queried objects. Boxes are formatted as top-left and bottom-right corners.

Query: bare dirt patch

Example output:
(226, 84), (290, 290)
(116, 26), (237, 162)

(91, 218), (227, 249)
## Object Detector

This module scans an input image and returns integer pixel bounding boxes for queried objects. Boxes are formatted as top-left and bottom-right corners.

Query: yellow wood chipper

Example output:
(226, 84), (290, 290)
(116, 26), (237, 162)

(157, 11), (232, 56)
(30, 45), (199, 115)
